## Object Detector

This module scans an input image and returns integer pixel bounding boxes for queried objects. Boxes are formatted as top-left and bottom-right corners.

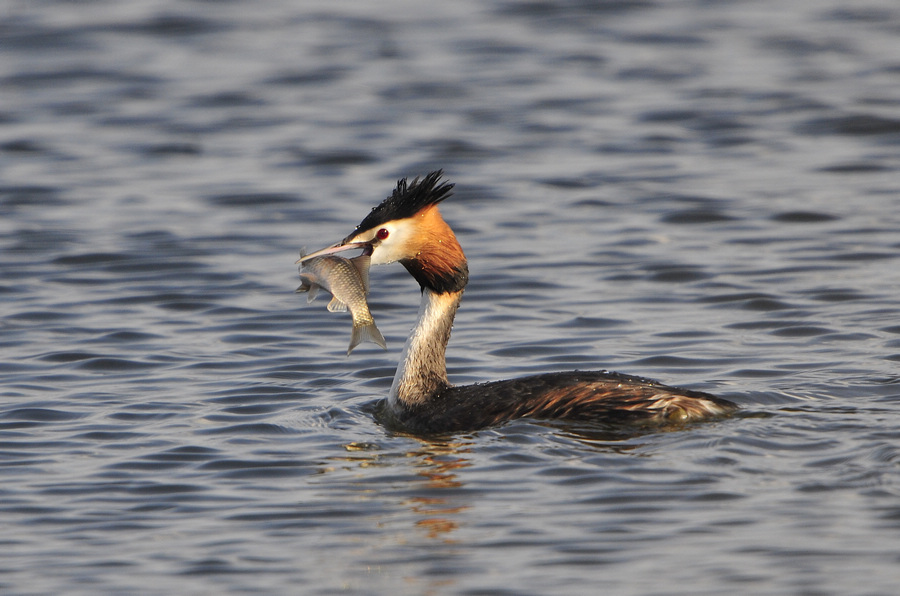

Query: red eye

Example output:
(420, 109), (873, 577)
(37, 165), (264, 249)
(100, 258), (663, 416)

(376, 228), (390, 240)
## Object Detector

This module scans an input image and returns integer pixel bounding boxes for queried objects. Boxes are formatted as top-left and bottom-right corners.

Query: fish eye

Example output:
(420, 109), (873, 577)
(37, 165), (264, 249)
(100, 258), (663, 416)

(376, 228), (390, 240)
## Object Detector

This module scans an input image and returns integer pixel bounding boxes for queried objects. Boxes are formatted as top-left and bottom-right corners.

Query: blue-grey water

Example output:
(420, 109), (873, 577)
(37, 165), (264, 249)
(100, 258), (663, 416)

(3, 1), (900, 594)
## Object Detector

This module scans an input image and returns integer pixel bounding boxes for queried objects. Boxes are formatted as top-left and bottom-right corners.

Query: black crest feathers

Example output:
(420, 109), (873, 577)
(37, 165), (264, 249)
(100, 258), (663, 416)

(347, 170), (454, 238)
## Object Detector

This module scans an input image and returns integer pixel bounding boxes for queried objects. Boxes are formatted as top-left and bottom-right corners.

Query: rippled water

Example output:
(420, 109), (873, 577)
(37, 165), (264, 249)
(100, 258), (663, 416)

(3, 0), (900, 594)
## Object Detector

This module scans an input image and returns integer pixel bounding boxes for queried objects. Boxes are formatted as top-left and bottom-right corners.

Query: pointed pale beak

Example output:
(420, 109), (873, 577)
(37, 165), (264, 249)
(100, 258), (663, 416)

(296, 241), (372, 264)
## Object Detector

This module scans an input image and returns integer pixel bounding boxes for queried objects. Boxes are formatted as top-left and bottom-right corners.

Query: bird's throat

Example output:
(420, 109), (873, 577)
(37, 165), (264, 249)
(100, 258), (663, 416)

(389, 288), (463, 409)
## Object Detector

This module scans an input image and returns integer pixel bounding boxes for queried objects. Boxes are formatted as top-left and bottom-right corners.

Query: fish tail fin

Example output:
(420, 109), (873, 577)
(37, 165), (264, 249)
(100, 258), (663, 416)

(347, 322), (388, 355)
(368, 323), (387, 350)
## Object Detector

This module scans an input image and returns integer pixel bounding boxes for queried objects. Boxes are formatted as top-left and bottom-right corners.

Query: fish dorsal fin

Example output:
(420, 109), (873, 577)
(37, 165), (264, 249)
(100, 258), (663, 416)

(297, 272), (323, 303)
(350, 254), (372, 294)
(295, 279), (322, 304)
(306, 284), (320, 303)
(327, 296), (348, 313)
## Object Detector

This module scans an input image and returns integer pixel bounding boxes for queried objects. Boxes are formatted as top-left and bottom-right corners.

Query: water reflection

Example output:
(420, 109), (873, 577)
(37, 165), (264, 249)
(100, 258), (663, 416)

(407, 441), (472, 540)
(332, 422), (664, 545)
(331, 438), (473, 543)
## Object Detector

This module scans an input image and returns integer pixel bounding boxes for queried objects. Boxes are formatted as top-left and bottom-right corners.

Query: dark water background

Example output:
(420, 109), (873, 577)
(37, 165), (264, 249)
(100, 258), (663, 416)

(3, 1), (900, 594)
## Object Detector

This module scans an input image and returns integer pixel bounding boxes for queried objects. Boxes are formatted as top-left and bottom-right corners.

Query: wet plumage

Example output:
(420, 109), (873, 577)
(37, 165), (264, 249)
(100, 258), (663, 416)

(299, 171), (738, 433)
(382, 370), (737, 434)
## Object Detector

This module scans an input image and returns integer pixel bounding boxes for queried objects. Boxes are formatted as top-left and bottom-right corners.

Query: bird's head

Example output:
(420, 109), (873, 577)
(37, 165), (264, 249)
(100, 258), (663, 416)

(299, 170), (468, 293)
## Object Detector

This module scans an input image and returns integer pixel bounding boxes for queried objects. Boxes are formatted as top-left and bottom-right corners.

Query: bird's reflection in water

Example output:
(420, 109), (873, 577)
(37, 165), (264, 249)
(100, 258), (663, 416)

(331, 417), (686, 546)
(406, 440), (472, 540)
(336, 438), (473, 541)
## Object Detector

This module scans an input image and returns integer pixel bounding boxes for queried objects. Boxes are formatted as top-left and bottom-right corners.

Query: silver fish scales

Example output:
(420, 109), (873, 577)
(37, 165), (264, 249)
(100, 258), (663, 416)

(296, 252), (387, 355)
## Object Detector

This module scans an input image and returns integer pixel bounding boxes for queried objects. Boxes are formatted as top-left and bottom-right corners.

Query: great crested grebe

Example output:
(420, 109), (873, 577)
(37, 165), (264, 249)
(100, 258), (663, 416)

(300, 171), (738, 433)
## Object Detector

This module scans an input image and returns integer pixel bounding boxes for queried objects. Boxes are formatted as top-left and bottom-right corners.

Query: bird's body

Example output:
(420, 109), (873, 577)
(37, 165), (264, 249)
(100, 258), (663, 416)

(386, 369), (735, 434)
(300, 171), (737, 433)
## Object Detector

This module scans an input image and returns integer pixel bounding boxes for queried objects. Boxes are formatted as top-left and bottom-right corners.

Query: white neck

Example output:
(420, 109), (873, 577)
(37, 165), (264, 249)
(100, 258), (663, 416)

(389, 288), (463, 409)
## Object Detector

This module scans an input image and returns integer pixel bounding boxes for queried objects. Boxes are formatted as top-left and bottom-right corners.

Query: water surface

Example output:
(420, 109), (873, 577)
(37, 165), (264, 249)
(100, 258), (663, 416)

(3, 0), (900, 594)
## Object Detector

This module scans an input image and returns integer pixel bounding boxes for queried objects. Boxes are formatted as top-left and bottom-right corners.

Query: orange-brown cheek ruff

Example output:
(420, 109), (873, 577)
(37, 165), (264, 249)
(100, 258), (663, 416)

(400, 205), (468, 294)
